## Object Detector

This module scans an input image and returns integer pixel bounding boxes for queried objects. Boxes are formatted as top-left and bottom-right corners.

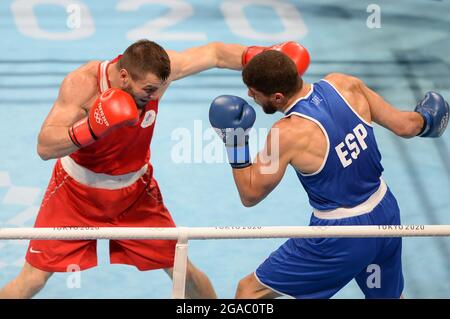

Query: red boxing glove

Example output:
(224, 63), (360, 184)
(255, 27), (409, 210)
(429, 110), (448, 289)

(242, 41), (310, 76)
(69, 88), (139, 148)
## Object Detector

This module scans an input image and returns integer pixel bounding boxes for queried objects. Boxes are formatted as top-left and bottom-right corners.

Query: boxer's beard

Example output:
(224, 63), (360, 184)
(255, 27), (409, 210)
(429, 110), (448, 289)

(122, 86), (146, 109)
(261, 101), (277, 114)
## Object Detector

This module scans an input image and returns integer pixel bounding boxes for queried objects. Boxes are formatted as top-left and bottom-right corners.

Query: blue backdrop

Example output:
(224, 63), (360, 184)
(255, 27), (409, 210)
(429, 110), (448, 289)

(0, 0), (449, 298)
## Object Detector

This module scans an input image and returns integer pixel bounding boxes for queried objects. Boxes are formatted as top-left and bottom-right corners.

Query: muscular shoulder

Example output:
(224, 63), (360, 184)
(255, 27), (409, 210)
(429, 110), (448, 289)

(271, 116), (314, 152)
(58, 61), (100, 109)
(323, 72), (371, 122)
(63, 61), (99, 92)
(324, 73), (363, 92)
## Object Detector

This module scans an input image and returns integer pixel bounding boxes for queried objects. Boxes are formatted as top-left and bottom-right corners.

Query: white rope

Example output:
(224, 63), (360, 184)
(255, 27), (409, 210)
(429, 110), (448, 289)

(0, 225), (449, 240)
(2, 225), (449, 299)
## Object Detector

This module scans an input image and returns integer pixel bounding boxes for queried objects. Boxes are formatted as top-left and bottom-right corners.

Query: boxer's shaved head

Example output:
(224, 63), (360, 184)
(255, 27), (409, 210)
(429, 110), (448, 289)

(119, 40), (171, 82)
(243, 50), (302, 98)
(117, 40), (171, 107)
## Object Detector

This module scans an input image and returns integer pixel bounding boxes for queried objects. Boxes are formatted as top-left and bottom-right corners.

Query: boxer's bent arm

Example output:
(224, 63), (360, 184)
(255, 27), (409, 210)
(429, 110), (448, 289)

(232, 122), (293, 207)
(358, 79), (424, 138)
(37, 73), (95, 160)
(166, 42), (245, 81)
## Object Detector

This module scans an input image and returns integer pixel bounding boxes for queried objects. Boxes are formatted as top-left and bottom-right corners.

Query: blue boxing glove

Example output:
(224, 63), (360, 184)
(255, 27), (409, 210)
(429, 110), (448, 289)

(209, 95), (256, 168)
(415, 91), (449, 137)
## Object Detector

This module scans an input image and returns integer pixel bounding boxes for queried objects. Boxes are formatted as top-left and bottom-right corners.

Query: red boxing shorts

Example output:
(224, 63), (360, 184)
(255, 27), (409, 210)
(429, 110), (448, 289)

(26, 157), (177, 272)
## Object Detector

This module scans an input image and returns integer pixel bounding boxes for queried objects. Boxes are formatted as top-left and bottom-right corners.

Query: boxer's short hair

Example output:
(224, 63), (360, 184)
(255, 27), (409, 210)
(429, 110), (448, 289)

(119, 40), (171, 81)
(243, 50), (302, 97)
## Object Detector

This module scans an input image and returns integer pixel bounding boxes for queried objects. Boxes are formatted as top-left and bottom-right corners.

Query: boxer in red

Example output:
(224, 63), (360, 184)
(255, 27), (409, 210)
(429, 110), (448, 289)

(0, 40), (310, 298)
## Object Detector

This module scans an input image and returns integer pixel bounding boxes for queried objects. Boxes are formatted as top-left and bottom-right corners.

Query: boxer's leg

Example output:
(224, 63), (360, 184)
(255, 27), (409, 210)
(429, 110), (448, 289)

(0, 262), (53, 299)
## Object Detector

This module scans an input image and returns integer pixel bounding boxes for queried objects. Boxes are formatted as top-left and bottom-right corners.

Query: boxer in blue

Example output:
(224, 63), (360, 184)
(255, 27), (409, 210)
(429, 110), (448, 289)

(209, 49), (449, 299)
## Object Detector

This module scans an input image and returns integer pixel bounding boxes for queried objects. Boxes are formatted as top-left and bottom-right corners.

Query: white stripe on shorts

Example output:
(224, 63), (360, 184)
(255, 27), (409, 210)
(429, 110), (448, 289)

(313, 178), (387, 220)
(60, 156), (147, 190)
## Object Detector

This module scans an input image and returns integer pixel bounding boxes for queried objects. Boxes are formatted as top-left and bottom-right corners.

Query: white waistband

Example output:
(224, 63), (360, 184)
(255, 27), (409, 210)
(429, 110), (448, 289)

(60, 156), (148, 190)
(313, 178), (387, 220)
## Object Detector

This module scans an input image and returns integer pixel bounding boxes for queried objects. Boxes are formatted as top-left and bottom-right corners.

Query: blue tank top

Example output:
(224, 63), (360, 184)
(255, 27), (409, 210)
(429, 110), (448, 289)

(285, 80), (384, 210)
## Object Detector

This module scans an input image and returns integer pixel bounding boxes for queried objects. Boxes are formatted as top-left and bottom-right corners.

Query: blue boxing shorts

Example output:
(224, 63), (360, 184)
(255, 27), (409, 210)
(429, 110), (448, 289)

(255, 181), (404, 299)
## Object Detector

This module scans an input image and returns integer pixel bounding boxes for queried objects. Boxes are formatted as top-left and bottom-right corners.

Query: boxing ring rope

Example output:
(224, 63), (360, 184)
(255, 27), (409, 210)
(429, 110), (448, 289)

(1, 225), (450, 298)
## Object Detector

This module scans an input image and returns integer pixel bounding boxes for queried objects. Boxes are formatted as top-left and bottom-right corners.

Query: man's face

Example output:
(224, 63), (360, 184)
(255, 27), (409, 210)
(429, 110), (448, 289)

(247, 88), (278, 114)
(121, 72), (167, 108)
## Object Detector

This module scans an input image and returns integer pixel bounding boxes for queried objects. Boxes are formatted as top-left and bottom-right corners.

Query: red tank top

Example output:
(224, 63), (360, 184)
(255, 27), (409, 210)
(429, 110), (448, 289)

(70, 56), (158, 175)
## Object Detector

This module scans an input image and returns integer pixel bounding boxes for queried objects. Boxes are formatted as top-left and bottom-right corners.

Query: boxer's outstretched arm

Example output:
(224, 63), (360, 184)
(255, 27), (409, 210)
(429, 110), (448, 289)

(166, 42), (245, 81)
(357, 78), (425, 138)
(37, 71), (97, 160)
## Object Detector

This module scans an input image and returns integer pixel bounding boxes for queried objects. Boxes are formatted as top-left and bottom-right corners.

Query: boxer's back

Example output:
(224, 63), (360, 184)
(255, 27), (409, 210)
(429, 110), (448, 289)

(285, 74), (384, 210)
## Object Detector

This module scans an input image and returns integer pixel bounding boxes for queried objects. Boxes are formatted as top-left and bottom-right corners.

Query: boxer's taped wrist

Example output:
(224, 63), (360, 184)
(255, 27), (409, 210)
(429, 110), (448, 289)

(70, 118), (97, 148)
(68, 127), (81, 148)
(230, 161), (252, 169)
(226, 144), (251, 167)
(416, 111), (431, 137)
(87, 117), (98, 141)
